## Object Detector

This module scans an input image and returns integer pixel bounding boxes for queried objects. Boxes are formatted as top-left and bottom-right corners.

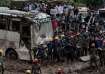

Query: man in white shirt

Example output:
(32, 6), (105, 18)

(56, 4), (64, 15)
(50, 7), (57, 17)
(29, 3), (33, 11)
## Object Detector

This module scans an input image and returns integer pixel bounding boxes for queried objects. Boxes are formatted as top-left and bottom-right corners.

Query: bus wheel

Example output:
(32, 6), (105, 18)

(6, 49), (18, 60)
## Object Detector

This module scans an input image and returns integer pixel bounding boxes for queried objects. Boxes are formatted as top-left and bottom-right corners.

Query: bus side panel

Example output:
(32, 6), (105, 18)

(0, 30), (8, 55)
(0, 30), (20, 55)
(6, 31), (20, 49)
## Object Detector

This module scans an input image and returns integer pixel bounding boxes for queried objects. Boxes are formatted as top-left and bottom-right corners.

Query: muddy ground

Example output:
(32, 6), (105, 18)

(3, 59), (105, 74)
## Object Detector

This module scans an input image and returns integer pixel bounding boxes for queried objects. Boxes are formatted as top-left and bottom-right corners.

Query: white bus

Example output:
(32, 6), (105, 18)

(0, 9), (53, 60)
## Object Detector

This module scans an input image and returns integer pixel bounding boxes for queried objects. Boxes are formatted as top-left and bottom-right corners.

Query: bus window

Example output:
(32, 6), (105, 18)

(0, 15), (7, 30)
(0, 23), (6, 29)
(99, 10), (105, 18)
(22, 26), (30, 36)
(12, 21), (20, 32)
(99, 12), (105, 18)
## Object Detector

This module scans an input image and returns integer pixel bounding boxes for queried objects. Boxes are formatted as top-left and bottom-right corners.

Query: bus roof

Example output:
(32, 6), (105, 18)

(0, 9), (50, 19)
(0, 9), (28, 17)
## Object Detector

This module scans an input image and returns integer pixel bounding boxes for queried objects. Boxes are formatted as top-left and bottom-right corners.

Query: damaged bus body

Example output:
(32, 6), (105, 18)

(0, 8), (53, 60)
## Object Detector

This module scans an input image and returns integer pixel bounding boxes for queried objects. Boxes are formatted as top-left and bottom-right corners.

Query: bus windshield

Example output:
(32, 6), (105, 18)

(31, 16), (53, 47)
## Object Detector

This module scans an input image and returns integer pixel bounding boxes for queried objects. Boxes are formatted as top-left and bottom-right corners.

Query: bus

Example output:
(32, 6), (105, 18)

(0, 8), (53, 60)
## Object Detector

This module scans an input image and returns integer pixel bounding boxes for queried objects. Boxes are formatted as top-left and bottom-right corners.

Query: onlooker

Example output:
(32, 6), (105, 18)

(51, 17), (59, 32)
(50, 7), (58, 17)
(74, 6), (79, 17)
(56, 4), (64, 15)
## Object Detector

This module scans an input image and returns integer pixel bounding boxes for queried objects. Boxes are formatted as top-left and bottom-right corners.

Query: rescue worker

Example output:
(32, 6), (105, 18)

(0, 49), (4, 74)
(52, 36), (61, 62)
(64, 43), (72, 63)
(95, 36), (103, 66)
(81, 34), (89, 56)
(47, 37), (54, 63)
(70, 35), (77, 61)
(89, 42), (98, 70)
(32, 58), (41, 74)
(59, 34), (65, 59)
(75, 32), (81, 58)
(36, 44), (45, 62)
(64, 35), (76, 63)
(32, 46), (38, 59)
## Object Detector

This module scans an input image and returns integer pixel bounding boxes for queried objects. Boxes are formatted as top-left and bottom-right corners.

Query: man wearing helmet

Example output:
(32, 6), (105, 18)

(52, 36), (61, 62)
(47, 37), (54, 63)
(89, 40), (98, 70)
(32, 58), (41, 74)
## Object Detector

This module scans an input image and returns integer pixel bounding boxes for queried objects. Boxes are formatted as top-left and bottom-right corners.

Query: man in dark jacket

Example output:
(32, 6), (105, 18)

(89, 40), (98, 70)
(47, 40), (54, 62)
(95, 36), (104, 66)
(74, 7), (79, 16)
(52, 37), (61, 62)
(36, 44), (45, 61)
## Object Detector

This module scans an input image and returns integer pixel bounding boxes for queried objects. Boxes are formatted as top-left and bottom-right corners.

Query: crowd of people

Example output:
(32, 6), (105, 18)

(22, 1), (105, 73)
(22, 2), (80, 32)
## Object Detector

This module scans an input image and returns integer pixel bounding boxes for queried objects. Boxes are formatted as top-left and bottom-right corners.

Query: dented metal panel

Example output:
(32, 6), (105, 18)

(0, 30), (20, 49)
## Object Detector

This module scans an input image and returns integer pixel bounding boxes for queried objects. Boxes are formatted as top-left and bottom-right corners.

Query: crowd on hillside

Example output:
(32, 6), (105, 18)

(22, 1), (105, 71)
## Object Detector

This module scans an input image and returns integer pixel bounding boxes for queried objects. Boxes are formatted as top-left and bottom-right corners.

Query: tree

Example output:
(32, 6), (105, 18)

(73, 0), (104, 9)
(0, 0), (11, 7)
(84, 0), (103, 9)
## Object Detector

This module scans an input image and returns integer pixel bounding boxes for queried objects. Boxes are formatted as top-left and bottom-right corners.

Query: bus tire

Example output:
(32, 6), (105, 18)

(5, 48), (18, 60)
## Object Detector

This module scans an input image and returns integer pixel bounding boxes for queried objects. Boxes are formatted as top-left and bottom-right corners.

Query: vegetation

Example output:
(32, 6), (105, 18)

(0, 0), (11, 7)
(0, 0), (103, 9)
(73, 0), (104, 9)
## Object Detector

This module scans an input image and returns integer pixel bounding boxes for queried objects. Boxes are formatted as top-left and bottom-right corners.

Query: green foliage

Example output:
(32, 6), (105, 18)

(84, 0), (103, 7)
(73, 0), (103, 9)
(0, 0), (11, 7)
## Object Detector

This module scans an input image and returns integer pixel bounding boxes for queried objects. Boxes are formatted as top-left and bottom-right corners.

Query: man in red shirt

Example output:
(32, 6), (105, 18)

(51, 17), (59, 32)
